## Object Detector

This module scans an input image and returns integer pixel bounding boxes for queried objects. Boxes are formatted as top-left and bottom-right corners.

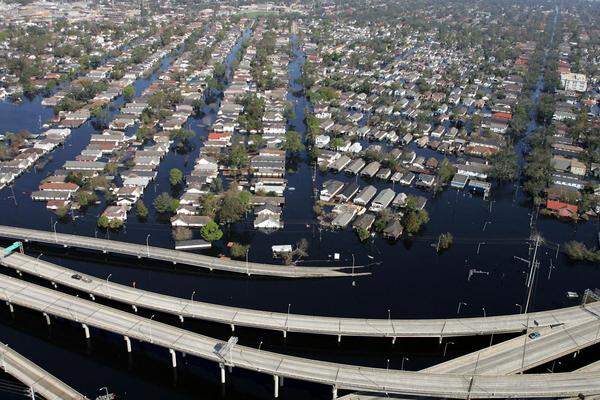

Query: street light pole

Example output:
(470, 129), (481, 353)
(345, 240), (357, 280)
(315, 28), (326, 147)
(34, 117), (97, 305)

(246, 248), (249, 275)
(401, 356), (408, 371)
(516, 303), (522, 314)
(443, 341), (454, 357)
(53, 221), (58, 243)
(106, 273), (112, 298)
(457, 301), (467, 315)
(146, 234), (151, 258)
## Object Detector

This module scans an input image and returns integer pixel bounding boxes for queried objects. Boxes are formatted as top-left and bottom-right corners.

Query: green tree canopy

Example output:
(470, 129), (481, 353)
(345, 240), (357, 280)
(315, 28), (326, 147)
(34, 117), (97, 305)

(169, 168), (184, 186)
(200, 220), (223, 242)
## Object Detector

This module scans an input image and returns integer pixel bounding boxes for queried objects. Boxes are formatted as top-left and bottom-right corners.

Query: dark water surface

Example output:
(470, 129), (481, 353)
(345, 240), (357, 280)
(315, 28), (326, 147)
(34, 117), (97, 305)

(0, 30), (599, 400)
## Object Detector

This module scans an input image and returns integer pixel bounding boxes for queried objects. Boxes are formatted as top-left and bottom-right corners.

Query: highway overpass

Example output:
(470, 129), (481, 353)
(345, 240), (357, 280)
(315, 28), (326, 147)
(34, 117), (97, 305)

(424, 319), (600, 374)
(0, 341), (87, 400)
(0, 274), (599, 399)
(0, 225), (365, 278)
(3, 249), (600, 340)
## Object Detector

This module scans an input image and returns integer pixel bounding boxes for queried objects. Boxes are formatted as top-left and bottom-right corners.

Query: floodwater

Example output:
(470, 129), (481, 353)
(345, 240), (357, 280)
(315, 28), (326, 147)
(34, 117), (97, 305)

(0, 20), (599, 400)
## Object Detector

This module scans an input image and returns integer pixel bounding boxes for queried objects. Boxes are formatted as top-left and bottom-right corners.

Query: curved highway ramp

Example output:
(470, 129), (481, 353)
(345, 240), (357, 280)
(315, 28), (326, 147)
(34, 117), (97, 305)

(0, 225), (368, 278)
(0, 275), (599, 399)
(0, 341), (87, 400)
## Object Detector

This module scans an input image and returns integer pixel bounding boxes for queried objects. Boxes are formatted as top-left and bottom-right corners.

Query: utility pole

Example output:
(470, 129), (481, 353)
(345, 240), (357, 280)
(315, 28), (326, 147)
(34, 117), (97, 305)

(524, 234), (541, 314)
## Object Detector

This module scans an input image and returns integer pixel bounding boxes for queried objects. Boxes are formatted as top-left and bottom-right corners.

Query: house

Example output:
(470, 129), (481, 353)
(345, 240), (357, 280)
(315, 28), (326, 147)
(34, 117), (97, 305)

(354, 185), (377, 206)
(315, 135), (331, 148)
(456, 163), (490, 180)
(383, 220), (403, 240)
(255, 204), (282, 217)
(369, 188), (395, 212)
(31, 190), (71, 201)
(376, 168), (391, 180)
(254, 214), (284, 229)
(400, 172), (415, 186)
(551, 173), (586, 190)
(330, 155), (352, 172)
(392, 192), (408, 208)
(170, 215), (211, 227)
(102, 206), (128, 222)
(451, 174), (469, 189)
(331, 205), (358, 228)
(38, 182), (79, 192)
(546, 200), (578, 219)
(417, 174), (435, 188)
(353, 213), (375, 230)
(253, 178), (287, 195)
(345, 158), (365, 175)
(176, 205), (198, 215)
(413, 196), (428, 210)
(360, 161), (380, 178)
(337, 182), (360, 202)
(320, 180), (345, 201)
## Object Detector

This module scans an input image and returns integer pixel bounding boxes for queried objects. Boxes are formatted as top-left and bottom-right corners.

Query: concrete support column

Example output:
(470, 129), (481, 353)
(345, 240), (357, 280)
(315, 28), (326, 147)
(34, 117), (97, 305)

(169, 349), (177, 368)
(82, 323), (90, 339)
(274, 375), (279, 398)
(392, 337), (396, 345)
(124, 336), (132, 353)
(43, 312), (50, 325)
(179, 315), (184, 323)
(283, 330), (287, 339)
(220, 364), (226, 384)
(337, 335), (341, 343)
(332, 386), (338, 399)
(230, 324), (235, 332)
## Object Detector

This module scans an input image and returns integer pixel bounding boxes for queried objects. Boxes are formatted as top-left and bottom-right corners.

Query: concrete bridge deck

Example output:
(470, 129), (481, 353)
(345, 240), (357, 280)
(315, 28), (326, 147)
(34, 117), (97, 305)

(0, 225), (365, 278)
(0, 341), (87, 400)
(425, 319), (600, 375)
(1, 275), (600, 399)
(3, 249), (600, 340)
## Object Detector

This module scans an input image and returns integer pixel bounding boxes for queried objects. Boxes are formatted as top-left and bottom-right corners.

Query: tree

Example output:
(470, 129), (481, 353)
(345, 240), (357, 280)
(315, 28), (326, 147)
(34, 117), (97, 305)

(437, 232), (453, 251)
(200, 220), (223, 242)
(228, 144), (248, 168)
(564, 241), (600, 263)
(230, 242), (249, 259)
(97, 215), (109, 229)
(200, 193), (218, 218)
(154, 192), (179, 214)
(404, 209), (430, 235)
(74, 190), (98, 207)
(436, 158), (456, 183)
(283, 130), (305, 154)
(109, 219), (123, 229)
(218, 188), (251, 224)
(169, 168), (184, 187)
(175, 128), (195, 142)
(489, 147), (518, 181)
(136, 201), (149, 219)
(123, 85), (135, 102)
(55, 206), (69, 220)
(356, 227), (370, 242)
(192, 98), (205, 116)
(172, 227), (192, 242)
